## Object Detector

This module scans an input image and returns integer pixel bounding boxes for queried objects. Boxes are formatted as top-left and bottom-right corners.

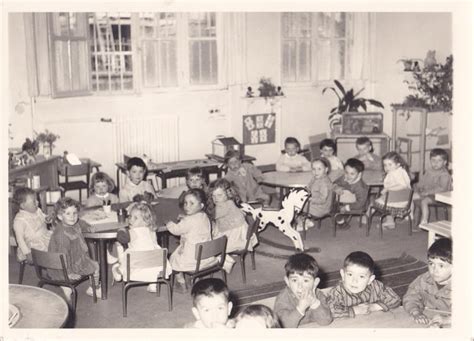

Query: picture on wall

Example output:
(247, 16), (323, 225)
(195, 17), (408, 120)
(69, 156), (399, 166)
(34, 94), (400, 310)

(242, 113), (276, 145)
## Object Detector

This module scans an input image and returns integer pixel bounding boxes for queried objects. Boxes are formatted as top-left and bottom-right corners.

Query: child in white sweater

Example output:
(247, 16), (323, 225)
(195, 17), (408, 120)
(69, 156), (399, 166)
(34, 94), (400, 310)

(276, 137), (311, 172)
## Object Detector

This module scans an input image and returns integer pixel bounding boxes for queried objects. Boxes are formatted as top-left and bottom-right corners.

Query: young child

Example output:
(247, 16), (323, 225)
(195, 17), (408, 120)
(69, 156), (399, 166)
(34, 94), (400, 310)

(327, 251), (401, 318)
(354, 136), (382, 171)
(234, 304), (281, 328)
(48, 197), (101, 299)
(224, 150), (270, 205)
(85, 172), (119, 207)
(185, 278), (233, 328)
(112, 202), (172, 292)
(403, 238), (452, 327)
(177, 166), (208, 200)
(333, 158), (369, 228)
(13, 187), (53, 263)
(276, 137), (311, 172)
(207, 178), (258, 274)
(414, 149), (453, 226)
(273, 253), (333, 328)
(119, 157), (156, 202)
(374, 151), (412, 229)
(166, 189), (214, 293)
(297, 158), (333, 230)
(320, 138), (344, 177)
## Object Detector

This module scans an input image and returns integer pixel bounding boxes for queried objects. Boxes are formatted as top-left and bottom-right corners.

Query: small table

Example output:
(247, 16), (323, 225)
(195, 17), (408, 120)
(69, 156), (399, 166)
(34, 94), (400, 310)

(9, 284), (69, 328)
(205, 153), (256, 164)
(419, 220), (451, 247)
(435, 191), (452, 205)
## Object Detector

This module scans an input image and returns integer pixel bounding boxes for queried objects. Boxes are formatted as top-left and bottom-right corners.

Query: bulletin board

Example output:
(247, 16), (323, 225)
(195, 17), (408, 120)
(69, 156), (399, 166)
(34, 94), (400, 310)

(242, 113), (276, 145)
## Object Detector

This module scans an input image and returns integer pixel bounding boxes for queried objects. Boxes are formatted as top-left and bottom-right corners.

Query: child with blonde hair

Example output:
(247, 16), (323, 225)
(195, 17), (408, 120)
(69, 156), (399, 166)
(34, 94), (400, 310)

(276, 137), (311, 172)
(85, 172), (119, 207)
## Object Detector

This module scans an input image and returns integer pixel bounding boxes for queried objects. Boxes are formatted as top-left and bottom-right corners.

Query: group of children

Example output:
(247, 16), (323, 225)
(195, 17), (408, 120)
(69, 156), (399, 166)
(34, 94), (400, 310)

(185, 237), (452, 329)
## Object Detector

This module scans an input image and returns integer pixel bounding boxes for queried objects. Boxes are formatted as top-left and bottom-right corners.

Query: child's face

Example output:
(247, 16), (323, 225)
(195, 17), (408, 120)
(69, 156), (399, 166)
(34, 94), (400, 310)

(340, 264), (375, 294)
(312, 161), (328, 179)
(212, 187), (228, 204)
(285, 272), (317, 299)
(428, 257), (452, 284)
(94, 181), (109, 196)
(128, 209), (147, 228)
(344, 165), (360, 183)
(192, 294), (232, 328)
(383, 159), (400, 173)
(227, 157), (241, 172)
(320, 146), (335, 158)
(430, 155), (447, 171)
(58, 206), (79, 226)
(21, 194), (38, 213)
(235, 316), (267, 329)
(187, 175), (204, 189)
(128, 165), (145, 185)
(356, 143), (371, 156)
(183, 194), (203, 215)
(285, 143), (299, 157)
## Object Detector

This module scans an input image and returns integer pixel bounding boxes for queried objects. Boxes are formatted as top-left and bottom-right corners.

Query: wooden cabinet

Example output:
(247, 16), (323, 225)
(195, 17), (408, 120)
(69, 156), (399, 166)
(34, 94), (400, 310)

(9, 155), (60, 189)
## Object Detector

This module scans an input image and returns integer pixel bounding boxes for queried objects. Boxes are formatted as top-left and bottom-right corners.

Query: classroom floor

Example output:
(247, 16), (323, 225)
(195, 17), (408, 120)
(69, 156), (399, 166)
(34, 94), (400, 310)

(8, 215), (429, 328)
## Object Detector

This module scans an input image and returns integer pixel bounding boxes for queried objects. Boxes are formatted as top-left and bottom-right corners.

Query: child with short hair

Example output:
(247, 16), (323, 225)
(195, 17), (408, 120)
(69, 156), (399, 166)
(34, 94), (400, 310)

(119, 157), (156, 202)
(166, 189), (214, 293)
(327, 251), (401, 318)
(414, 149), (452, 226)
(276, 137), (311, 172)
(273, 253), (333, 328)
(13, 187), (53, 264)
(85, 172), (119, 207)
(320, 138), (344, 174)
(185, 278), (234, 328)
(234, 304), (281, 328)
(354, 137), (382, 171)
(403, 238), (452, 327)
(224, 150), (270, 205)
(48, 197), (101, 299)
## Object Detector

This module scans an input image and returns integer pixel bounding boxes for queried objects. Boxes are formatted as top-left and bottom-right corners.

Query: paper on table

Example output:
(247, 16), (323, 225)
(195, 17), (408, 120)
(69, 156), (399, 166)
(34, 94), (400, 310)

(66, 153), (82, 165)
(81, 210), (118, 225)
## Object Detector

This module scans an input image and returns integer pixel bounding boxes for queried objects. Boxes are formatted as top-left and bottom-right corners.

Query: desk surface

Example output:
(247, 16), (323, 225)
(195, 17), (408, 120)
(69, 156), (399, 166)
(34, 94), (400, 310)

(419, 220), (451, 237)
(9, 284), (69, 328)
(206, 153), (256, 163)
(435, 191), (452, 205)
(116, 158), (220, 173)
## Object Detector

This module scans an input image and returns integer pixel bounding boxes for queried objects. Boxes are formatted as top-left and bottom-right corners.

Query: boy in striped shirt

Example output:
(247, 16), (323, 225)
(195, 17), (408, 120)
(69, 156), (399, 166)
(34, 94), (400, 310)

(328, 251), (401, 318)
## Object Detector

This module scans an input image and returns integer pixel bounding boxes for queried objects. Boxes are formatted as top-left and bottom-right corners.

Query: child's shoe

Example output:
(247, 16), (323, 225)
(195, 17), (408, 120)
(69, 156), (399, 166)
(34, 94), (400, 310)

(223, 257), (236, 274)
(111, 263), (122, 282)
(107, 249), (118, 265)
(61, 286), (73, 303)
(86, 286), (102, 299)
(147, 284), (157, 293)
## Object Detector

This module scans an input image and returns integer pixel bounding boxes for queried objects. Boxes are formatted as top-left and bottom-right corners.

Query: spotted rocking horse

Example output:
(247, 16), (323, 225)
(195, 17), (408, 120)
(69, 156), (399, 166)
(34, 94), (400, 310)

(240, 188), (310, 251)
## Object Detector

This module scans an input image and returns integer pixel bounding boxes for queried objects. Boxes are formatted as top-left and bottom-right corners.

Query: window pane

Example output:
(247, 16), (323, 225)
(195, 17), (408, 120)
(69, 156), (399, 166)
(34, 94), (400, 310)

(69, 13), (87, 37)
(53, 41), (71, 92)
(334, 13), (346, 38)
(282, 40), (296, 82)
(140, 13), (156, 38)
(188, 12), (215, 38)
(159, 13), (177, 38)
(299, 13), (311, 38)
(70, 41), (89, 91)
(189, 40), (217, 84)
(316, 13), (331, 39)
(51, 12), (69, 36)
(160, 40), (177, 86)
(298, 40), (311, 81)
(142, 40), (158, 86)
(317, 39), (331, 80)
(333, 40), (346, 79)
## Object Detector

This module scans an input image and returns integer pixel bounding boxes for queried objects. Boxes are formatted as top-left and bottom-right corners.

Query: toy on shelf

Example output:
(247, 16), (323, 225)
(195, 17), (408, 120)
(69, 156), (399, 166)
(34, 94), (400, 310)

(211, 136), (243, 159)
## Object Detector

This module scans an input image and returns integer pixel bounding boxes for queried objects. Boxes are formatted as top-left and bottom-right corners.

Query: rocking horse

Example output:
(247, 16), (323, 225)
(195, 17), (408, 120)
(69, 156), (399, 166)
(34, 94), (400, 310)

(240, 188), (310, 251)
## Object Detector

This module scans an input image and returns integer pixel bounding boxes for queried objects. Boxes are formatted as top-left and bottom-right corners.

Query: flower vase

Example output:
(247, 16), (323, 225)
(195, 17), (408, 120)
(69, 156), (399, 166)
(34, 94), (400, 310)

(43, 144), (52, 159)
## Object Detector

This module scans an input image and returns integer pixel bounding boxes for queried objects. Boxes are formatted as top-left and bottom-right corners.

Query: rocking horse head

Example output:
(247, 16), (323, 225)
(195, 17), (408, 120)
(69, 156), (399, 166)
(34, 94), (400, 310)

(281, 188), (310, 213)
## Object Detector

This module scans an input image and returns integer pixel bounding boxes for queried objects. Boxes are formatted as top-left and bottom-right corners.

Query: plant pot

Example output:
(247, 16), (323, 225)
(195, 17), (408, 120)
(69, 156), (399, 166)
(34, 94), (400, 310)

(43, 144), (52, 159)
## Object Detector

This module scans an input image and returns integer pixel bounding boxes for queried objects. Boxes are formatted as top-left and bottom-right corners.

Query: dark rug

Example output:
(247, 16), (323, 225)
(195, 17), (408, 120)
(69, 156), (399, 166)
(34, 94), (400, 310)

(232, 253), (427, 307)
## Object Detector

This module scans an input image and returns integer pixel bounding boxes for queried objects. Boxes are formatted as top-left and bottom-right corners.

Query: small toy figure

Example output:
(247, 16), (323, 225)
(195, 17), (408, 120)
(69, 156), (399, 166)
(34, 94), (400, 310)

(276, 86), (284, 96)
(246, 86), (254, 97)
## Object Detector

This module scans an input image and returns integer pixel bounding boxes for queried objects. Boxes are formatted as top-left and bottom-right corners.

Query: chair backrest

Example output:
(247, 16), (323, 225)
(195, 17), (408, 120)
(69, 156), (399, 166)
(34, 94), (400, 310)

(63, 162), (91, 178)
(125, 248), (167, 281)
(31, 248), (70, 282)
(195, 236), (227, 260)
(242, 214), (260, 251)
(383, 188), (414, 210)
(329, 191), (339, 214)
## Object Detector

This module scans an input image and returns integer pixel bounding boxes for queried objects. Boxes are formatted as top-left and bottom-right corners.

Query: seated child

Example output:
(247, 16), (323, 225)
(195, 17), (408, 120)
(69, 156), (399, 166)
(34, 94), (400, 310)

(276, 137), (311, 172)
(273, 253), (333, 328)
(354, 136), (382, 171)
(224, 150), (270, 205)
(112, 202), (172, 293)
(414, 149), (452, 226)
(327, 251), (401, 318)
(207, 178), (258, 274)
(85, 172), (119, 207)
(297, 158), (333, 231)
(178, 166), (208, 200)
(234, 304), (281, 328)
(13, 187), (53, 263)
(403, 238), (452, 327)
(166, 189), (214, 293)
(119, 157), (156, 202)
(185, 278), (234, 328)
(48, 197), (101, 299)
(320, 138), (344, 178)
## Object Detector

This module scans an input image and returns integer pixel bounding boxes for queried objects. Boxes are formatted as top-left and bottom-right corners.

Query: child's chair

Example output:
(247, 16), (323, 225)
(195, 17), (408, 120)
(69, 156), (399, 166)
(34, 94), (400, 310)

(333, 187), (371, 237)
(367, 189), (415, 238)
(58, 160), (92, 203)
(31, 248), (98, 314)
(122, 248), (172, 317)
(300, 192), (338, 240)
(10, 229), (31, 284)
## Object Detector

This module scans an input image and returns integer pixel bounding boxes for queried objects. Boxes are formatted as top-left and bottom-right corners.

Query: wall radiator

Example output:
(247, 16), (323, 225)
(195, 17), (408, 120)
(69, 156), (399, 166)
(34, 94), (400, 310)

(113, 114), (180, 189)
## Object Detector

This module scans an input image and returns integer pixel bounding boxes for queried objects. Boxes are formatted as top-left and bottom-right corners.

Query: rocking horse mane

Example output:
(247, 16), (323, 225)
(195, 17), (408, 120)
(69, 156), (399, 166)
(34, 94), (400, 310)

(281, 188), (310, 209)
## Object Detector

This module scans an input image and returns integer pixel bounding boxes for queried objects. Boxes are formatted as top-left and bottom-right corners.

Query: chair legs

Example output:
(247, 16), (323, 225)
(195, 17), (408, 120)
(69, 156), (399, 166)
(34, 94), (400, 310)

(19, 261), (26, 284)
(251, 251), (256, 271)
(239, 256), (247, 284)
(122, 283), (129, 317)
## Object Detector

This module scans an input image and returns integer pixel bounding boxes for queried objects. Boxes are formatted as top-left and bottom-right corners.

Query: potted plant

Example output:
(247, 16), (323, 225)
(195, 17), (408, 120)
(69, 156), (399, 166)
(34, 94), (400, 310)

(322, 80), (384, 133)
(35, 129), (60, 158)
(258, 77), (279, 100)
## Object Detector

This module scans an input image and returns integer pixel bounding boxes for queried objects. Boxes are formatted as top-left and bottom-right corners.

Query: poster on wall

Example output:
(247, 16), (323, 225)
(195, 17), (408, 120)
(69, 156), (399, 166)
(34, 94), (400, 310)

(242, 113), (276, 145)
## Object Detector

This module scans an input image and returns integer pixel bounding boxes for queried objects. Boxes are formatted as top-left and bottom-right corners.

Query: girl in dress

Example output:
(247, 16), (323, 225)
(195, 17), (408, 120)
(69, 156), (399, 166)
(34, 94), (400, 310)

(207, 179), (258, 274)
(166, 188), (214, 293)
(85, 172), (119, 207)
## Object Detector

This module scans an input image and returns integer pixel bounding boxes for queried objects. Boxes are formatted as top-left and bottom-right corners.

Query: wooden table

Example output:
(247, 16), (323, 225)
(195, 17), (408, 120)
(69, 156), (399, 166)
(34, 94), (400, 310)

(419, 220), (451, 247)
(205, 153), (256, 164)
(435, 191), (452, 205)
(9, 284), (69, 328)
(82, 198), (180, 300)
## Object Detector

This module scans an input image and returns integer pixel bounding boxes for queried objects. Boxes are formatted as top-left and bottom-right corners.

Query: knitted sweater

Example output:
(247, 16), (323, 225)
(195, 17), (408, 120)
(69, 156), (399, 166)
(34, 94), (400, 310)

(119, 178), (156, 202)
(276, 153), (311, 172)
(225, 163), (265, 202)
(356, 153), (382, 171)
(416, 168), (452, 197)
(333, 175), (369, 211)
(307, 175), (333, 217)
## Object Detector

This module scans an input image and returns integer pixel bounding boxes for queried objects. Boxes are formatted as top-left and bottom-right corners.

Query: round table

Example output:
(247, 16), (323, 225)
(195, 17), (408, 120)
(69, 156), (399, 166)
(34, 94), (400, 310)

(9, 284), (69, 328)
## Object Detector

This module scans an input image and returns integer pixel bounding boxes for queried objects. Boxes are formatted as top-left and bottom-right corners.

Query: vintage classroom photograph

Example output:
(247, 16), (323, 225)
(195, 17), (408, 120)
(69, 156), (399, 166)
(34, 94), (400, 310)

(1, 0), (473, 340)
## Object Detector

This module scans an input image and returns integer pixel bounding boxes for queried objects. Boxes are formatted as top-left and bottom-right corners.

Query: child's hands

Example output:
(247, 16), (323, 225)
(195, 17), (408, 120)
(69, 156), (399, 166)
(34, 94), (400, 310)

(368, 303), (383, 312)
(296, 289), (314, 314)
(411, 311), (430, 324)
(25, 253), (33, 265)
(352, 303), (371, 315)
(166, 221), (177, 230)
(69, 273), (81, 280)
(334, 187), (344, 195)
(429, 314), (450, 328)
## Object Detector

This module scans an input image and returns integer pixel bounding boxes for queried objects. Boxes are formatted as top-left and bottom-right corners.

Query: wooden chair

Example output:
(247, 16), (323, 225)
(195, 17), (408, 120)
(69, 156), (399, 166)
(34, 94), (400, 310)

(427, 202), (450, 222)
(171, 236), (227, 289)
(367, 189), (415, 238)
(58, 160), (91, 203)
(10, 229), (30, 284)
(300, 191), (338, 240)
(228, 215), (260, 284)
(122, 248), (172, 317)
(31, 248), (97, 314)
(333, 187), (371, 237)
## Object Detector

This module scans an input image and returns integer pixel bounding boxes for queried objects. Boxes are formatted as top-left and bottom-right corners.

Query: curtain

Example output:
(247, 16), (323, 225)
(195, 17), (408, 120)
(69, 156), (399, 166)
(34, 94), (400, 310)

(221, 13), (247, 87)
(350, 12), (374, 81)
